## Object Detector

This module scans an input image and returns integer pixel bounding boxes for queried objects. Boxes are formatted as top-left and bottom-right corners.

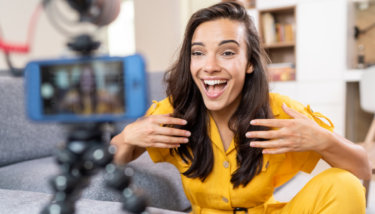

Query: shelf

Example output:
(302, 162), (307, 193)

(259, 6), (295, 13)
(259, 5), (296, 82)
(344, 69), (364, 82)
(263, 41), (295, 49)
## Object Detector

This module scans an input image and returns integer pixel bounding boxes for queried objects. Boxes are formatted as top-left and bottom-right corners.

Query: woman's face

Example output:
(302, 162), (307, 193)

(80, 67), (95, 94)
(190, 18), (252, 116)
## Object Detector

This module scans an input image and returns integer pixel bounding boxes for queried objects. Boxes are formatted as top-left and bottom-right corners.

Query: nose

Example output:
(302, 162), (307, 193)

(203, 54), (220, 73)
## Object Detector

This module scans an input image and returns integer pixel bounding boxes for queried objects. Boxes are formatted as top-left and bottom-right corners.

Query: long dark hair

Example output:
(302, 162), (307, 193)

(165, 2), (272, 188)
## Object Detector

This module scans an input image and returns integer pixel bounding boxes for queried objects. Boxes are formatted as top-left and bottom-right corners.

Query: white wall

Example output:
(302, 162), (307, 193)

(133, 0), (184, 72)
(267, 0), (348, 135)
(188, 0), (221, 14)
(108, 0), (136, 57)
(256, 0), (298, 10)
(133, 0), (220, 72)
(0, 1), (67, 70)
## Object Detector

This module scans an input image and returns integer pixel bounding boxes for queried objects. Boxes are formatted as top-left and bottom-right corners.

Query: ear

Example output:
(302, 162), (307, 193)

(246, 64), (254, 74)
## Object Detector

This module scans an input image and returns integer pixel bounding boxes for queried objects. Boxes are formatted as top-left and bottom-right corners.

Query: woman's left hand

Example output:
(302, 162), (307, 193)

(246, 103), (331, 154)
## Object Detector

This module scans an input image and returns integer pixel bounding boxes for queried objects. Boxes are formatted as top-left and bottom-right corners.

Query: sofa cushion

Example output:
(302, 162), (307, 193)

(0, 157), (58, 194)
(127, 152), (190, 211)
(0, 75), (65, 167)
(0, 154), (190, 211)
(147, 71), (167, 102)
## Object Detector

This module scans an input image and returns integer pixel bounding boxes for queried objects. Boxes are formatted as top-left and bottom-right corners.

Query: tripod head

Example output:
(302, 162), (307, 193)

(67, 34), (101, 56)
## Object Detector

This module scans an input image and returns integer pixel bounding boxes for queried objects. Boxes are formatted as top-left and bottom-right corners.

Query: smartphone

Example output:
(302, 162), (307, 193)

(25, 54), (148, 122)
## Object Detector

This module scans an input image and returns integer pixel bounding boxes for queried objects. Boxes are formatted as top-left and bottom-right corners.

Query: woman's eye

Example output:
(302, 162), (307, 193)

(223, 51), (235, 56)
(191, 51), (203, 56)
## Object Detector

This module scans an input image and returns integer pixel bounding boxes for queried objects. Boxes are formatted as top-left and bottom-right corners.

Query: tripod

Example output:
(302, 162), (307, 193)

(41, 123), (148, 214)
(41, 35), (148, 214)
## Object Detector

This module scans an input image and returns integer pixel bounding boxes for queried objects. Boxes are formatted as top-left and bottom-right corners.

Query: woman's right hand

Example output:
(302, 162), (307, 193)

(121, 114), (191, 149)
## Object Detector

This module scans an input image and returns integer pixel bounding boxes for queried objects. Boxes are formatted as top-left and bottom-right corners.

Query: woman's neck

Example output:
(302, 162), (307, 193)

(209, 95), (241, 129)
(209, 104), (239, 151)
(210, 111), (234, 152)
(207, 95), (242, 151)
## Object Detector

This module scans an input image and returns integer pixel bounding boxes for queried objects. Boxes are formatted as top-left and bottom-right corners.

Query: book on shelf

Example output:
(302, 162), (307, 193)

(267, 62), (295, 81)
(261, 12), (276, 44)
(284, 24), (294, 42)
(272, 23), (295, 43)
(261, 13), (295, 45)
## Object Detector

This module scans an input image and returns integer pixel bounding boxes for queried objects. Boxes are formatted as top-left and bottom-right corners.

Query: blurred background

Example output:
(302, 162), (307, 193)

(1, 0), (375, 212)
(2, 0), (374, 139)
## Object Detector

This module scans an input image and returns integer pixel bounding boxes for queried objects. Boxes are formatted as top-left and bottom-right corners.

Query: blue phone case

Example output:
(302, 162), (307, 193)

(25, 54), (148, 123)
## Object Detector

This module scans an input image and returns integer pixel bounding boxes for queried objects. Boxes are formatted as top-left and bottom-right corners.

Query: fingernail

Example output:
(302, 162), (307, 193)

(282, 103), (287, 108)
(183, 120), (188, 125)
(249, 142), (254, 147)
(186, 131), (191, 136)
(184, 138), (189, 143)
(250, 120), (256, 125)
(246, 133), (252, 138)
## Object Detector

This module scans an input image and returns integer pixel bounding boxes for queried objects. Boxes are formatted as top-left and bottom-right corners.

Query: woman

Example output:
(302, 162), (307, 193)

(111, 2), (370, 213)
(61, 65), (122, 115)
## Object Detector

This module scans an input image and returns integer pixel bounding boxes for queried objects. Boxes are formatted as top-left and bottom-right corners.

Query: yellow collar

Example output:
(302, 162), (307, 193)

(209, 116), (236, 155)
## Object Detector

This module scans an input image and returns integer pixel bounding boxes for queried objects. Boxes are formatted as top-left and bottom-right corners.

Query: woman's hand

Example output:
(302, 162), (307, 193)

(122, 114), (191, 149)
(246, 103), (372, 179)
(246, 103), (331, 154)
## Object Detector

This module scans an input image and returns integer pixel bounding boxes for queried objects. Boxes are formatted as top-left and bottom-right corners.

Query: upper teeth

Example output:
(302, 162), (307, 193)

(204, 80), (227, 86)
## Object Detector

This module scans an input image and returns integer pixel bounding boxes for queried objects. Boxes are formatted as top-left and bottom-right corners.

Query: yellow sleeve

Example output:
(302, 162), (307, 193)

(269, 93), (335, 187)
(270, 93), (335, 132)
(143, 98), (178, 165)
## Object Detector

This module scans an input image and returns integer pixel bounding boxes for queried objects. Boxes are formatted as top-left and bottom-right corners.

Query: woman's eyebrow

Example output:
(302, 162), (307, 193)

(191, 40), (240, 47)
(191, 42), (204, 47)
(219, 40), (240, 46)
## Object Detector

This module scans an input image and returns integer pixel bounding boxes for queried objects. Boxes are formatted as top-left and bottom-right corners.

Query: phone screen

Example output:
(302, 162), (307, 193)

(40, 60), (125, 116)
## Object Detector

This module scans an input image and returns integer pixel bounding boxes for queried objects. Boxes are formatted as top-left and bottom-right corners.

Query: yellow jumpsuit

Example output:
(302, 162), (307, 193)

(146, 93), (366, 214)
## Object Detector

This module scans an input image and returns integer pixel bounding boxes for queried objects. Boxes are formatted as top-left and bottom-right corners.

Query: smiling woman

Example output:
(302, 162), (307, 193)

(111, 2), (370, 213)
(190, 19), (251, 116)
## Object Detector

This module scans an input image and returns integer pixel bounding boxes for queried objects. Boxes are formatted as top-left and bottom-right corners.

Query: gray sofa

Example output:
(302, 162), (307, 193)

(0, 71), (191, 214)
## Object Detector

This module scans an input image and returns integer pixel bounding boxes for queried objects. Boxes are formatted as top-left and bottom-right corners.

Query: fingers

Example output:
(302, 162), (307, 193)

(151, 135), (189, 145)
(246, 129), (281, 139)
(262, 147), (291, 154)
(156, 126), (191, 138)
(148, 114), (188, 126)
(143, 132), (189, 149)
(250, 104), (309, 127)
(246, 104), (312, 155)
(129, 114), (191, 149)
(143, 114), (191, 138)
(250, 139), (287, 149)
(144, 128), (189, 149)
(250, 118), (289, 128)
(250, 139), (293, 154)
(282, 103), (308, 119)
(152, 142), (183, 149)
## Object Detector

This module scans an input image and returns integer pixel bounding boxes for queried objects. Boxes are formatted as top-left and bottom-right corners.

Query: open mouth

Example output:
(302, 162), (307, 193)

(202, 79), (228, 98)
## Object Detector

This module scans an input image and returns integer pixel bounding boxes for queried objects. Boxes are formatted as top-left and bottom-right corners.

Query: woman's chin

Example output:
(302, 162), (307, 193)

(202, 100), (224, 112)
